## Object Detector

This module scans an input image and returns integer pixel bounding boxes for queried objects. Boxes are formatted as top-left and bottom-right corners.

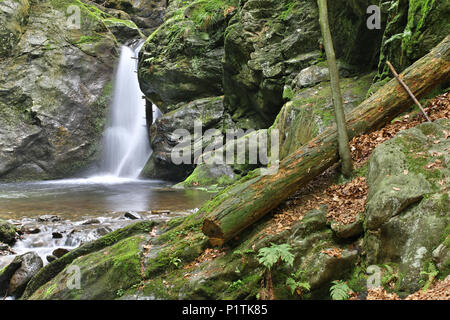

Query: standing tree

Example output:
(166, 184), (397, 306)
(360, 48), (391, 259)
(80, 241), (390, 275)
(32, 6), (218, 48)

(317, 0), (353, 177)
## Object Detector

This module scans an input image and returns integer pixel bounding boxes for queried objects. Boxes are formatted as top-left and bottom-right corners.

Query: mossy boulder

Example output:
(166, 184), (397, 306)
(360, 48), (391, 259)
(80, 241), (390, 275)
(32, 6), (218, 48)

(274, 72), (374, 160)
(22, 220), (156, 299)
(223, 0), (383, 129)
(0, 0), (124, 180)
(0, 219), (17, 245)
(28, 235), (147, 299)
(91, 0), (166, 34)
(363, 119), (450, 293)
(0, 0), (31, 57)
(177, 128), (270, 190)
(141, 96), (236, 180)
(138, 0), (237, 112)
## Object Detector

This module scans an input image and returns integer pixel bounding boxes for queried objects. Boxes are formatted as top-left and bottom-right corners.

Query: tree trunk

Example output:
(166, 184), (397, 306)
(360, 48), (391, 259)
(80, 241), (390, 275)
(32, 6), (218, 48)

(201, 35), (450, 247)
(317, 0), (353, 177)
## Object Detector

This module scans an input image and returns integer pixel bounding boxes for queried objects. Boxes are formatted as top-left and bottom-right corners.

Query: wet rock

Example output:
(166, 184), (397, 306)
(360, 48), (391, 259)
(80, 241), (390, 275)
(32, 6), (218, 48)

(124, 211), (142, 220)
(1, 252), (43, 298)
(142, 96), (234, 180)
(53, 248), (70, 258)
(46, 255), (57, 263)
(38, 215), (61, 223)
(0, 219), (18, 245)
(52, 232), (63, 239)
(94, 226), (113, 238)
(81, 219), (101, 225)
(23, 227), (41, 234)
(151, 210), (171, 215)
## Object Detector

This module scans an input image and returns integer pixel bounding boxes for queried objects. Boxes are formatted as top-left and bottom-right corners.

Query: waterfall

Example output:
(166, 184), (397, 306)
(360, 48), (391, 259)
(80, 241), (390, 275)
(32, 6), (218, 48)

(99, 43), (155, 179)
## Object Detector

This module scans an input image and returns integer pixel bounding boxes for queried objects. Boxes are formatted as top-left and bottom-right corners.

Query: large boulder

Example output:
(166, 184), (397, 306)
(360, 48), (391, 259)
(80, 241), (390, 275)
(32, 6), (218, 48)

(0, 252), (43, 298)
(0, 0), (143, 180)
(141, 96), (236, 180)
(138, 0), (235, 112)
(363, 119), (450, 293)
(28, 235), (147, 300)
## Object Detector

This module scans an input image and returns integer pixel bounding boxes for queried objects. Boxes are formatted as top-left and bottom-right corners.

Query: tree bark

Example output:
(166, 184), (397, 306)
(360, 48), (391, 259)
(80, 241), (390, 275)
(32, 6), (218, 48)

(317, 0), (353, 177)
(201, 36), (450, 247)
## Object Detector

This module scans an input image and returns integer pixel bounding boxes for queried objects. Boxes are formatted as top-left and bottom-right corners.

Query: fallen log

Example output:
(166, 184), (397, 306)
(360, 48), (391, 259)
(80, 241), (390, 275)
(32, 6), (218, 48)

(201, 35), (450, 246)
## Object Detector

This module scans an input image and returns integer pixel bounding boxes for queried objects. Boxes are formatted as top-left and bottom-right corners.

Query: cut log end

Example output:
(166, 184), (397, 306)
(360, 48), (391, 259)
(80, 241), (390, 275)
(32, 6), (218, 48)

(202, 219), (224, 246)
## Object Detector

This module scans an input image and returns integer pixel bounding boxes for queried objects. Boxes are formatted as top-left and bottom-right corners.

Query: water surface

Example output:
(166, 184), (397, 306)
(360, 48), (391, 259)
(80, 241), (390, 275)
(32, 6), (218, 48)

(0, 178), (212, 220)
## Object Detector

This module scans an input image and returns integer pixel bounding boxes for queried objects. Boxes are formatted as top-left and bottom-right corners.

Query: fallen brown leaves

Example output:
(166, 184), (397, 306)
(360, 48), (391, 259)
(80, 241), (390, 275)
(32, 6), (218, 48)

(405, 276), (450, 300)
(366, 276), (450, 300)
(324, 177), (368, 225)
(366, 287), (401, 300)
(350, 91), (449, 167)
(183, 248), (225, 271)
(321, 247), (343, 259)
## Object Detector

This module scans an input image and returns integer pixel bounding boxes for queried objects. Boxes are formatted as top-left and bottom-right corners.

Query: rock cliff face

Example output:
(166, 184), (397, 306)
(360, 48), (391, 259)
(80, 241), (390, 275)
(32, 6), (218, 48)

(139, 0), (449, 185)
(138, 0), (385, 180)
(0, 0), (146, 180)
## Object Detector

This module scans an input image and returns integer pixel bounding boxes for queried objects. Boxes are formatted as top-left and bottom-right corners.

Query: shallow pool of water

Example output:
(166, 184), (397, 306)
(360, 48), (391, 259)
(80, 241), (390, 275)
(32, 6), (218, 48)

(0, 177), (213, 220)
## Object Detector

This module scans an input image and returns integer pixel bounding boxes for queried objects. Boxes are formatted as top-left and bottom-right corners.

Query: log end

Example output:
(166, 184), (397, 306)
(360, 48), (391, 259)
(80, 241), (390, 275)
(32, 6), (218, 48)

(202, 219), (225, 247)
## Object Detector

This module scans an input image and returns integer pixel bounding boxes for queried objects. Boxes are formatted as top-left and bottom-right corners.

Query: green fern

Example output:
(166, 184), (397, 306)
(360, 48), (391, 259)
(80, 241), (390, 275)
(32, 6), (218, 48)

(257, 243), (294, 270)
(330, 280), (353, 300)
(286, 277), (311, 295)
(420, 262), (439, 292)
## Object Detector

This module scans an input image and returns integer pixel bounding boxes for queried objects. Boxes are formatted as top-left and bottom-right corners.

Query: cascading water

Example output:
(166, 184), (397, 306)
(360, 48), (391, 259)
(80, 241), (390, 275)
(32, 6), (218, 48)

(100, 42), (154, 179)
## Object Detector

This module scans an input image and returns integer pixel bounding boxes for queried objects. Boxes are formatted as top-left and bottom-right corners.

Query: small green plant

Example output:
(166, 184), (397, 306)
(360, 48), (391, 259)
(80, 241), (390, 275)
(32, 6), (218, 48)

(170, 257), (182, 268)
(116, 288), (124, 297)
(381, 263), (400, 290)
(282, 85), (295, 100)
(257, 243), (294, 270)
(329, 280), (353, 300)
(420, 262), (439, 292)
(286, 277), (311, 296)
(257, 243), (294, 300)
(229, 279), (244, 291)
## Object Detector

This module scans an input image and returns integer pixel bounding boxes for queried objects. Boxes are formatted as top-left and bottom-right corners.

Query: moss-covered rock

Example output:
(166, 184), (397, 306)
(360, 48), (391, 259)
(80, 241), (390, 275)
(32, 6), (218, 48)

(22, 220), (156, 299)
(141, 96), (236, 180)
(0, 219), (17, 245)
(28, 235), (147, 299)
(138, 0), (237, 112)
(90, 0), (166, 34)
(363, 119), (450, 293)
(223, 0), (383, 129)
(0, 0), (126, 180)
(274, 72), (374, 160)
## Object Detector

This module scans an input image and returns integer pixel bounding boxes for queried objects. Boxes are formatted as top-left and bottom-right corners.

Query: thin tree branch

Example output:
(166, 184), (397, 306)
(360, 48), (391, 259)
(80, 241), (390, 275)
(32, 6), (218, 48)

(386, 60), (431, 122)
